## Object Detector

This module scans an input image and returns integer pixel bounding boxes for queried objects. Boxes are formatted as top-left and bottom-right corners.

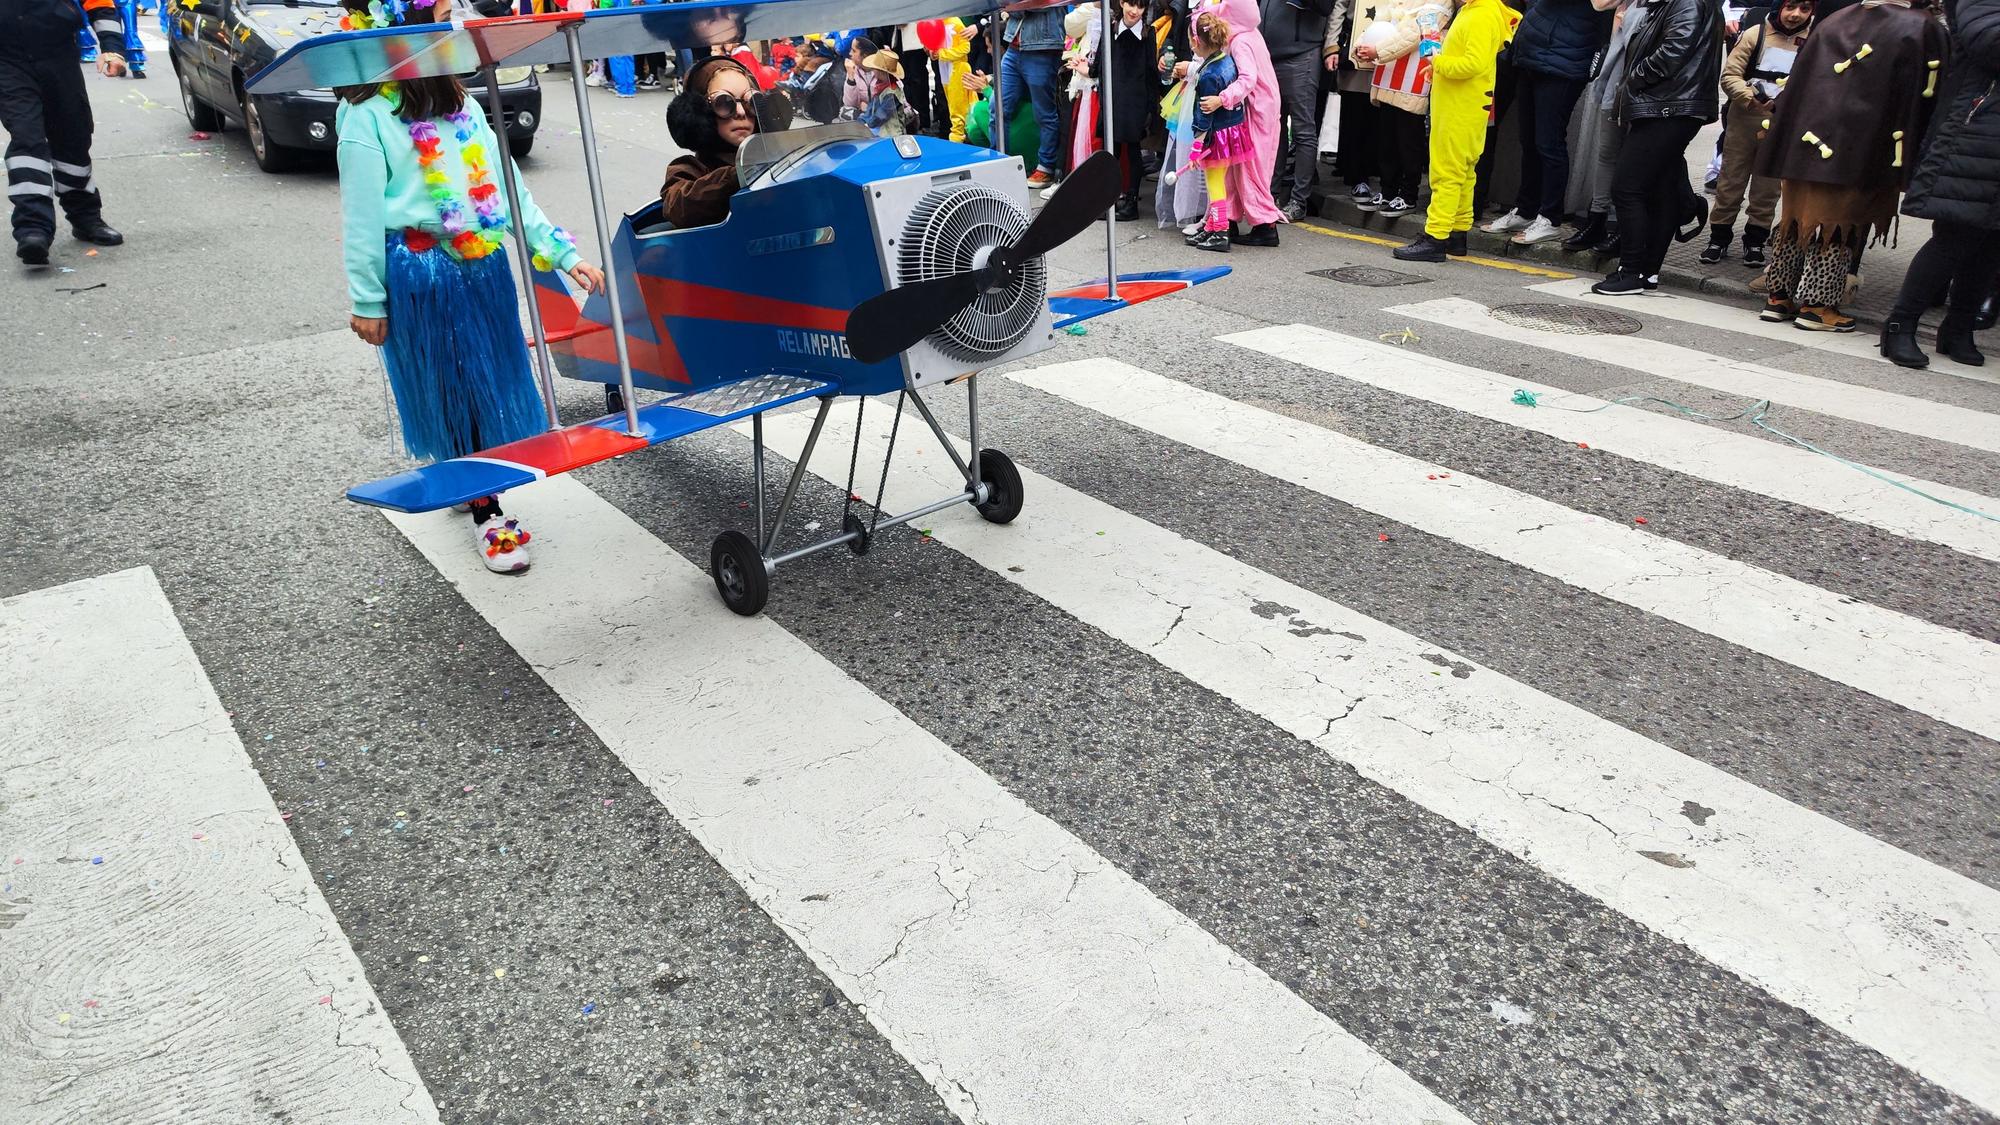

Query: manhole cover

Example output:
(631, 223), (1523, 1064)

(1487, 303), (1643, 335)
(1312, 266), (1430, 287)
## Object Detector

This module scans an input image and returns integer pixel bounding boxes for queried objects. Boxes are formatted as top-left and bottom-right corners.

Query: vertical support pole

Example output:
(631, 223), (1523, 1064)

(1099, 1), (1118, 301)
(990, 17), (1005, 156)
(965, 372), (982, 496)
(564, 23), (642, 437)
(752, 412), (767, 546)
(481, 65), (561, 430)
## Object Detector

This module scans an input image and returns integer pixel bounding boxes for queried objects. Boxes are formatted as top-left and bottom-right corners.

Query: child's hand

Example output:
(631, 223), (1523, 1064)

(350, 315), (388, 347)
(1198, 95), (1222, 112)
(569, 261), (606, 294)
(1172, 60), (1189, 80)
(1353, 45), (1377, 63)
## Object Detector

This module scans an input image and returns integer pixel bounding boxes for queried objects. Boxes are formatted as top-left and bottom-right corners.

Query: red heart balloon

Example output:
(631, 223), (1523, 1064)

(917, 19), (948, 53)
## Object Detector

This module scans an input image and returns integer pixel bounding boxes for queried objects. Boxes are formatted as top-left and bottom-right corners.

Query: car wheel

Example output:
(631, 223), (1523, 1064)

(179, 65), (222, 131)
(241, 90), (298, 173)
(508, 135), (534, 160)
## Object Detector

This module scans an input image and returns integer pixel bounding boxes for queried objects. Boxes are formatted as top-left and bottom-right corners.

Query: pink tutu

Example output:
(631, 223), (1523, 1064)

(1189, 123), (1253, 169)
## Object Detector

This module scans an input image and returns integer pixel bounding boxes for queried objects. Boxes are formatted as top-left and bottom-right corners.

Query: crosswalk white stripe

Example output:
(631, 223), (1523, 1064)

(744, 399), (2000, 1116)
(1390, 296), (2000, 454)
(383, 478), (1472, 1125)
(0, 567), (438, 1122)
(1529, 277), (2000, 388)
(1012, 360), (2000, 742)
(1219, 323), (2000, 563)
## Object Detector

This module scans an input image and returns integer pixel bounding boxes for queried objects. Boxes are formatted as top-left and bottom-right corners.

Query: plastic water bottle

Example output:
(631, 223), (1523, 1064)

(1160, 44), (1176, 84)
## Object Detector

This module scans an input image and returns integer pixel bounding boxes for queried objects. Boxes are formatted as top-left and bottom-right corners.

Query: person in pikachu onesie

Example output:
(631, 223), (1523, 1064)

(1392, 0), (1519, 262)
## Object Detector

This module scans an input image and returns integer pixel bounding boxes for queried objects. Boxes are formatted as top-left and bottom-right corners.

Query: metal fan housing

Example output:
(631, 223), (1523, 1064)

(861, 159), (1056, 388)
(895, 183), (1047, 365)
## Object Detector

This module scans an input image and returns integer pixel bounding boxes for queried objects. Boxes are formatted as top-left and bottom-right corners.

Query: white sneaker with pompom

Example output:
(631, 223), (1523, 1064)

(475, 515), (532, 574)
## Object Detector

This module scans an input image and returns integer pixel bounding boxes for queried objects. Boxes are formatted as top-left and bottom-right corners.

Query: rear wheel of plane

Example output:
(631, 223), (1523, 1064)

(974, 449), (1024, 525)
(710, 530), (769, 617)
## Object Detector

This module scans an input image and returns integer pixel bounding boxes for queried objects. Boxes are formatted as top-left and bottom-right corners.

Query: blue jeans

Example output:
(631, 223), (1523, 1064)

(999, 48), (1061, 175)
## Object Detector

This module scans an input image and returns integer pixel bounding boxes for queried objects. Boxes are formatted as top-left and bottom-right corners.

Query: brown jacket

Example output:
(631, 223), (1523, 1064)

(1719, 19), (1807, 112)
(660, 152), (740, 229)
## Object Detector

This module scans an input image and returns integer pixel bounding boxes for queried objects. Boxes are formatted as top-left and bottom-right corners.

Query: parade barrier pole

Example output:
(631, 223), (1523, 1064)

(1098, 0), (1118, 301)
(481, 65), (562, 431)
(564, 22), (642, 437)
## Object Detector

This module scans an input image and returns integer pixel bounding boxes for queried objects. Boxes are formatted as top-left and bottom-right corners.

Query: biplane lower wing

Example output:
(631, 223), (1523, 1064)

(347, 373), (834, 514)
(1048, 267), (1230, 330)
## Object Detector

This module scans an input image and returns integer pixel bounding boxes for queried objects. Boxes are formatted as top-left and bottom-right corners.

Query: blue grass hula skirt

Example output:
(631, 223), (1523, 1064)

(381, 230), (545, 464)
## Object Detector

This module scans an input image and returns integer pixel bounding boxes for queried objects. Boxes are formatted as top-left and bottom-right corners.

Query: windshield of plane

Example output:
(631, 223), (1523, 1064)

(736, 90), (870, 187)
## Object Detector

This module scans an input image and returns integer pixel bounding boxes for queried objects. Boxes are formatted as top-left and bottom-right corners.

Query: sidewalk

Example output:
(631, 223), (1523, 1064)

(1305, 189), (1925, 329)
(1304, 120), (1927, 332)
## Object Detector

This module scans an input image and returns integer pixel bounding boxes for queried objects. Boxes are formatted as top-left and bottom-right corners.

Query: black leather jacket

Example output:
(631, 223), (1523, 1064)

(1621, 0), (1724, 122)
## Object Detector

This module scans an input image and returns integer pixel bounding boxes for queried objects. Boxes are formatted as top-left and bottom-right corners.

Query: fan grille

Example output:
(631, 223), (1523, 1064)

(895, 183), (1047, 363)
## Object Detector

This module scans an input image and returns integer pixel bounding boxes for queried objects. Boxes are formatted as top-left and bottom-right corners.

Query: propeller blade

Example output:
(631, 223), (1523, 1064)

(996, 150), (1124, 267)
(845, 269), (986, 365)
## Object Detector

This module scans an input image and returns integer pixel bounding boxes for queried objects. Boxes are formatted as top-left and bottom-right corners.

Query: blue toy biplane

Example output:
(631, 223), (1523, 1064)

(248, 0), (1226, 615)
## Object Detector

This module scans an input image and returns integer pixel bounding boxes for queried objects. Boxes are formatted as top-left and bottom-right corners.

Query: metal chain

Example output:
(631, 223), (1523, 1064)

(867, 390), (907, 538)
(841, 395), (866, 521)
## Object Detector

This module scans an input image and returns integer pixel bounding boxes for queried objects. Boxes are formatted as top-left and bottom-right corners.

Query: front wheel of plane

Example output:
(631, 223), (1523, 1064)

(974, 448), (1024, 525)
(710, 530), (769, 617)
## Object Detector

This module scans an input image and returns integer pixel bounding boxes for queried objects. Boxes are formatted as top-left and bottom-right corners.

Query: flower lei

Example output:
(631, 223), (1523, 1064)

(412, 110), (508, 260)
(383, 90), (575, 268)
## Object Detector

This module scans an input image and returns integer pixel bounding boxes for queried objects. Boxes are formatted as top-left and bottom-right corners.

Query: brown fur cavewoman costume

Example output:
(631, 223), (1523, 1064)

(1752, 0), (1949, 329)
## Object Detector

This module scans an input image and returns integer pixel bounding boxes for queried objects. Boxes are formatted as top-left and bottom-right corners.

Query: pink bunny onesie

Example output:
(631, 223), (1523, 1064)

(1204, 0), (1285, 226)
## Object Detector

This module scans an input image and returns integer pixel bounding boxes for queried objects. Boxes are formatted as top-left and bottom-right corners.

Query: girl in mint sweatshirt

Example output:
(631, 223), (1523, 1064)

(334, 0), (602, 573)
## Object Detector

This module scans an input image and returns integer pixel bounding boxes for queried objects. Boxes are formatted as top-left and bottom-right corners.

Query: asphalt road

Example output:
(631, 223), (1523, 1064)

(6, 53), (2000, 1125)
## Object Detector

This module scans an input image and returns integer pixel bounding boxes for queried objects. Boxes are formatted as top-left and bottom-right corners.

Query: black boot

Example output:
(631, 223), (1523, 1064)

(1444, 230), (1468, 257)
(1561, 211), (1607, 252)
(1976, 289), (1999, 331)
(1879, 318), (1929, 368)
(1114, 194), (1139, 222)
(1392, 233), (1449, 263)
(71, 218), (123, 246)
(1697, 224), (1731, 265)
(1937, 317), (1986, 366)
(1591, 220), (1621, 256)
(1230, 223), (1279, 247)
(605, 383), (626, 415)
(15, 229), (51, 265)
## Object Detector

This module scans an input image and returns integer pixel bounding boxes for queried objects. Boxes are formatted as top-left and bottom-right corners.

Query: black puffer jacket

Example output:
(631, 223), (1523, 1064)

(1905, 0), (2000, 228)
(1621, 0), (1723, 122)
(1510, 0), (1615, 80)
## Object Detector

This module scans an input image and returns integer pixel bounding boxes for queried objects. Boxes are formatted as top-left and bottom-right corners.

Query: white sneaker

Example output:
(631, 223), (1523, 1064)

(1512, 216), (1564, 244)
(475, 515), (532, 574)
(1182, 221), (1202, 238)
(1482, 209), (1531, 234)
(584, 70), (605, 88)
(1378, 196), (1410, 217)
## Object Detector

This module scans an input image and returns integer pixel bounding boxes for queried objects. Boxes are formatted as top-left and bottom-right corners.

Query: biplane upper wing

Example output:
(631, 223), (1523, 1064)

(248, 0), (1065, 94)
(346, 374), (832, 513)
